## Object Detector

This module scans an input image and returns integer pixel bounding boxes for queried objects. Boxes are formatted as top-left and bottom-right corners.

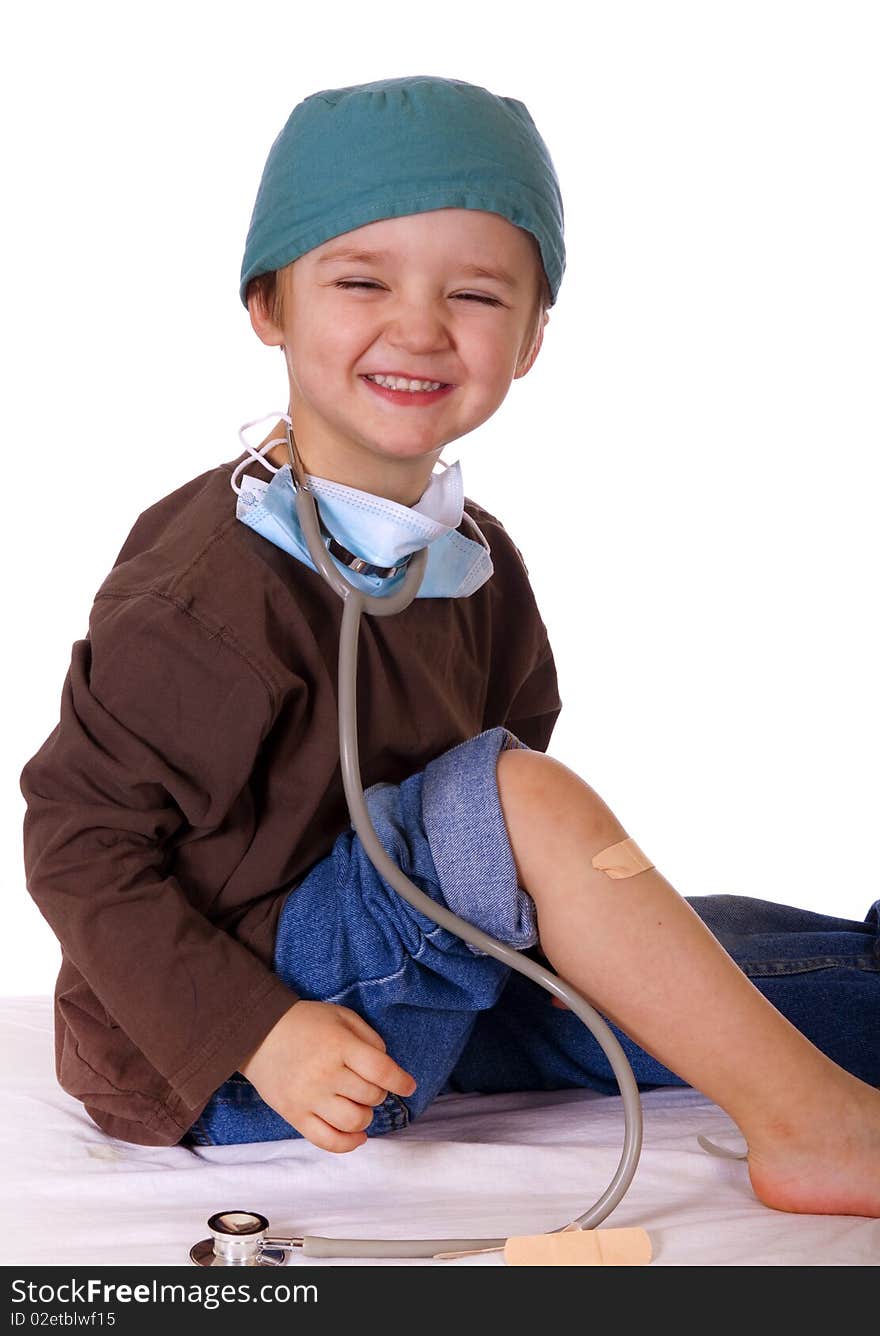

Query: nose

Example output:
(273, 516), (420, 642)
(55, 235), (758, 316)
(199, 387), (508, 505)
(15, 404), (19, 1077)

(383, 298), (454, 355)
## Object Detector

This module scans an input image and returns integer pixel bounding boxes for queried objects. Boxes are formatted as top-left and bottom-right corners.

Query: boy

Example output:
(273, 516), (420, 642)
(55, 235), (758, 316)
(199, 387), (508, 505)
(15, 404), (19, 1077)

(21, 76), (879, 1217)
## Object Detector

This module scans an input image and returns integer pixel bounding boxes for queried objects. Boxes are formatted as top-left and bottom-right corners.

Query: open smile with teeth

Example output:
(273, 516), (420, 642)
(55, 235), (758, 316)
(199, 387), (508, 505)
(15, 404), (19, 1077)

(364, 374), (448, 392)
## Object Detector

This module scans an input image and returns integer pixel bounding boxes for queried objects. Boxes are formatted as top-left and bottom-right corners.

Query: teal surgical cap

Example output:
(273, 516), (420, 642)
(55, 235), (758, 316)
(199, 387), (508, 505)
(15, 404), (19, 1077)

(239, 74), (565, 309)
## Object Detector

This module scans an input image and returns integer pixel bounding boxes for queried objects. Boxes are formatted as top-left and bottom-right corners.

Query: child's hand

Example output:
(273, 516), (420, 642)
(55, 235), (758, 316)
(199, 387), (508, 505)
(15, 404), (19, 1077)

(239, 1001), (417, 1153)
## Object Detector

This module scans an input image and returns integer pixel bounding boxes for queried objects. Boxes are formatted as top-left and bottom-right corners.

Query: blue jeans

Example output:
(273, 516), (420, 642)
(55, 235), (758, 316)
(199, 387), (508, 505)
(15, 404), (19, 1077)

(182, 727), (880, 1146)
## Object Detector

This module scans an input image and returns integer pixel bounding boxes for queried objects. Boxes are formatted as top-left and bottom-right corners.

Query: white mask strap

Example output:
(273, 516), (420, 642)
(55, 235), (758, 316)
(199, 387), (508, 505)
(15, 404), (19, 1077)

(231, 412), (292, 495)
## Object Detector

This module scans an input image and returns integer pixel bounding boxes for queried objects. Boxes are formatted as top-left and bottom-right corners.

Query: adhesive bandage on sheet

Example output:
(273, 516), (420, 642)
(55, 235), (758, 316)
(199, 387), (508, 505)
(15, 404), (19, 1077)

(591, 836), (655, 880)
(504, 1226), (653, 1266)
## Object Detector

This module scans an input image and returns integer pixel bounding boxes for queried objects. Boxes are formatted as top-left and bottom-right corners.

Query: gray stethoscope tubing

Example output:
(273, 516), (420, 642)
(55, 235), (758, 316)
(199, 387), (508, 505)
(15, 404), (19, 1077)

(194, 430), (643, 1264)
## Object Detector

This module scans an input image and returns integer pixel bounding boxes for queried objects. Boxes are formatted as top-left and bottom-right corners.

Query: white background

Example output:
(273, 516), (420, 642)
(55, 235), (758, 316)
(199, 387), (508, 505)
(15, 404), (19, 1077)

(4, 1), (878, 994)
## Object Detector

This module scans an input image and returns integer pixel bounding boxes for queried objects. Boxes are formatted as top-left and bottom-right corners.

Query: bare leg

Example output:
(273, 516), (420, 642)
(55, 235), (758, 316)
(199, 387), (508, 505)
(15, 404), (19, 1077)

(496, 748), (880, 1217)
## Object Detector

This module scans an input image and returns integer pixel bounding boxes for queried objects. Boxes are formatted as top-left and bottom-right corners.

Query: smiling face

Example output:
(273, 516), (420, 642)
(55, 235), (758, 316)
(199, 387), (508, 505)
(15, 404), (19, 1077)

(247, 208), (549, 505)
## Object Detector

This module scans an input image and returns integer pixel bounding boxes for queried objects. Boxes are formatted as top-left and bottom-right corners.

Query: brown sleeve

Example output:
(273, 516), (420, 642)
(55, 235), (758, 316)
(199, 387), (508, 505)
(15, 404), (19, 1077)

(504, 633), (563, 753)
(20, 591), (299, 1109)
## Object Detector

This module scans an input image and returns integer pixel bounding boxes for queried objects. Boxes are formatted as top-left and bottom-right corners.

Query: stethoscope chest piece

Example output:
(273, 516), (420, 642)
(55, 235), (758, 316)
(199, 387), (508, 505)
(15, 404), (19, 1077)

(190, 1211), (290, 1267)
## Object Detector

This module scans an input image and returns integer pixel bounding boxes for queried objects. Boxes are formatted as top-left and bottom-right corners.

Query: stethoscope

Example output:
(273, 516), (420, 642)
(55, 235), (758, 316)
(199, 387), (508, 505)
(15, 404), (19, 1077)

(191, 420), (645, 1265)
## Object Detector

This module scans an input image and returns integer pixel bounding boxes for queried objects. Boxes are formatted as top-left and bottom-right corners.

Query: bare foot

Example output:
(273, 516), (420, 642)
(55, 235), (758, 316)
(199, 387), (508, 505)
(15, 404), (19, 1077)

(745, 1078), (880, 1217)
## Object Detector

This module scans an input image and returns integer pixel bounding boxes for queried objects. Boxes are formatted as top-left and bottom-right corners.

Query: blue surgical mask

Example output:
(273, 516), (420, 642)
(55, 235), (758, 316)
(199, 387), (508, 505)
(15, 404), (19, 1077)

(231, 412), (494, 599)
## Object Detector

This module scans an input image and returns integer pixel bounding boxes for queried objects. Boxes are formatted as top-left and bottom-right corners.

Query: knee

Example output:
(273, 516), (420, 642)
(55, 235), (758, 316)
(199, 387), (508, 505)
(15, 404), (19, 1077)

(495, 749), (626, 889)
(496, 748), (568, 815)
(496, 749), (615, 830)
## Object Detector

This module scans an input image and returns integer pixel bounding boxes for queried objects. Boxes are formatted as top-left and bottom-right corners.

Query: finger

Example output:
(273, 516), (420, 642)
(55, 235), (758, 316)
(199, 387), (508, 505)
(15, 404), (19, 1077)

(349, 1046), (418, 1097)
(551, 996), (570, 1009)
(300, 1111), (368, 1154)
(341, 1008), (388, 1051)
(339, 1066), (389, 1107)
(316, 1093), (375, 1135)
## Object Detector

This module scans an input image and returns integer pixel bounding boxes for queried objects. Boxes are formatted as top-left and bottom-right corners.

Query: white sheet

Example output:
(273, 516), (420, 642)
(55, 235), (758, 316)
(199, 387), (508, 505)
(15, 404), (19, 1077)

(5, 996), (877, 1267)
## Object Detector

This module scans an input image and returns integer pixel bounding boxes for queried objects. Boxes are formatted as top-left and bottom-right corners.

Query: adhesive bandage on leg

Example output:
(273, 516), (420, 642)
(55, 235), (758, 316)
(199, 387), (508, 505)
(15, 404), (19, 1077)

(591, 836), (655, 880)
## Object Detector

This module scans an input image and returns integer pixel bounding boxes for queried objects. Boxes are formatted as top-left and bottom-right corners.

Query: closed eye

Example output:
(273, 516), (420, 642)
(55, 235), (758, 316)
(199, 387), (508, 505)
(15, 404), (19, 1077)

(334, 281), (501, 306)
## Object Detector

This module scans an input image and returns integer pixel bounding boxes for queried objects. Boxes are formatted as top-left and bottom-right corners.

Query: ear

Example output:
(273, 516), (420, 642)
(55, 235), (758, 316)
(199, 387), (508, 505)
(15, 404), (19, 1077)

(514, 311), (548, 379)
(247, 287), (286, 349)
